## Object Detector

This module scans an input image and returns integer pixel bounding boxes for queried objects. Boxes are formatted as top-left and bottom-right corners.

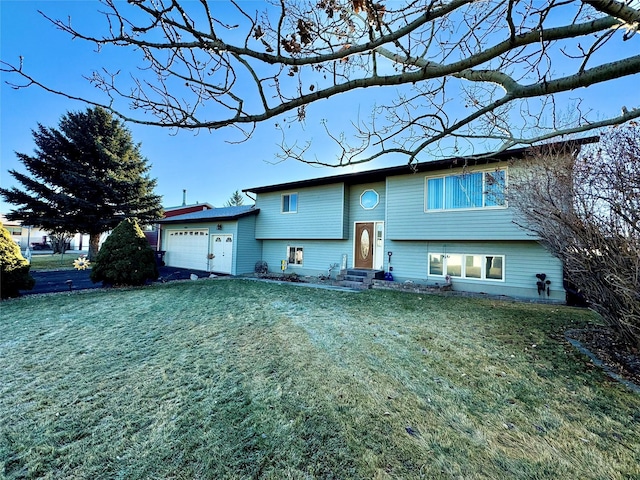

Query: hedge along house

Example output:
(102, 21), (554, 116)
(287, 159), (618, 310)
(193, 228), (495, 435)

(243, 139), (597, 301)
(158, 205), (261, 275)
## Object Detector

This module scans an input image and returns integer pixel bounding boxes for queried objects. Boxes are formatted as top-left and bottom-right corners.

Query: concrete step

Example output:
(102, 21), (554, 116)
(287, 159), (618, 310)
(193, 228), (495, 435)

(345, 269), (369, 277)
(344, 269), (385, 279)
(344, 275), (366, 282)
(340, 280), (371, 290)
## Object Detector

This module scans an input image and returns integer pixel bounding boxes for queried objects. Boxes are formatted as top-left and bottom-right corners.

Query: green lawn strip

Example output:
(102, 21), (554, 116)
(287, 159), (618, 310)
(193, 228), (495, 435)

(28, 254), (80, 271)
(1, 280), (639, 479)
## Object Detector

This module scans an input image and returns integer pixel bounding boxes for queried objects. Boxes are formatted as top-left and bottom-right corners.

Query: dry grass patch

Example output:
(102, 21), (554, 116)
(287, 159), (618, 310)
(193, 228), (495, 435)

(1, 280), (639, 479)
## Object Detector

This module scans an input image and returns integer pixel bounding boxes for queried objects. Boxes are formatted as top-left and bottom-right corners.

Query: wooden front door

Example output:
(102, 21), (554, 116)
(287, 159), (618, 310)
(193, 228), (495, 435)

(354, 222), (374, 269)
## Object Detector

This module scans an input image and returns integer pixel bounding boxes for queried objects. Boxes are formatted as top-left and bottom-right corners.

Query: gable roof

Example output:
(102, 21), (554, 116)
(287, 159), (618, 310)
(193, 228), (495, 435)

(164, 202), (214, 211)
(158, 205), (258, 224)
(243, 137), (598, 194)
(163, 203), (214, 218)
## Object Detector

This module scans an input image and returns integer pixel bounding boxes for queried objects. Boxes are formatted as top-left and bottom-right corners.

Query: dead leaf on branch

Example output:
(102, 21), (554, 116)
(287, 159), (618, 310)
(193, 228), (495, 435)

(297, 19), (314, 45)
(281, 36), (302, 54)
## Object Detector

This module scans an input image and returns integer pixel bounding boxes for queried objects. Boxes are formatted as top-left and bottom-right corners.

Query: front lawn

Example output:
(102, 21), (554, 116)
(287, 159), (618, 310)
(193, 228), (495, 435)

(1, 280), (638, 479)
(28, 253), (83, 271)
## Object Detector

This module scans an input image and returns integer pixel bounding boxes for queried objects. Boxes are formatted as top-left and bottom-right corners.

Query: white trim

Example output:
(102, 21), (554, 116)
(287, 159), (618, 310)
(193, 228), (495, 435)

(286, 245), (304, 266)
(374, 221), (385, 271)
(209, 233), (234, 274)
(360, 189), (380, 210)
(353, 221), (383, 269)
(424, 167), (508, 213)
(281, 192), (298, 214)
(428, 252), (506, 282)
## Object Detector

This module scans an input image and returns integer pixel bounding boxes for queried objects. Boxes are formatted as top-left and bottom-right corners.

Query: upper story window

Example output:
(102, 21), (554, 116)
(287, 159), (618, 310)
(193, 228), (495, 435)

(360, 189), (380, 210)
(282, 193), (298, 213)
(425, 169), (507, 211)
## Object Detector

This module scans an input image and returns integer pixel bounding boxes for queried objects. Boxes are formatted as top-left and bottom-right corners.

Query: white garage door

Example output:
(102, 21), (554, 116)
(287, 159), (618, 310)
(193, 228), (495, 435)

(164, 229), (209, 271)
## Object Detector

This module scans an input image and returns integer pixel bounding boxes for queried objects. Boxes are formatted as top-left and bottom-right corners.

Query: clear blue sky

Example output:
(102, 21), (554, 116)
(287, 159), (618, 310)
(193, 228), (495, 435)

(0, 1), (378, 213)
(1, 1), (637, 214)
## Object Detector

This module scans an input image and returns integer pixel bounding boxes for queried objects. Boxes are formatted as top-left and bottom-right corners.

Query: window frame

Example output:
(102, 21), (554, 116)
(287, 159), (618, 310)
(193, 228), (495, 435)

(424, 168), (507, 212)
(281, 192), (298, 214)
(428, 252), (505, 282)
(287, 246), (304, 266)
(360, 189), (380, 210)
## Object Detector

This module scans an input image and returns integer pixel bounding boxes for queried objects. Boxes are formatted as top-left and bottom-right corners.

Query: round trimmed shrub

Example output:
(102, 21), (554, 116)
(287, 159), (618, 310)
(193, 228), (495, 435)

(90, 218), (159, 286)
(0, 222), (35, 299)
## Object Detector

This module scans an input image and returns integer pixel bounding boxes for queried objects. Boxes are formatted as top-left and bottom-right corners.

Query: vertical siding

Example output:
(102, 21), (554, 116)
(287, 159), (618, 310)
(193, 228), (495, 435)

(386, 240), (565, 301)
(255, 183), (346, 239)
(235, 216), (263, 275)
(343, 185), (350, 239)
(385, 166), (532, 240)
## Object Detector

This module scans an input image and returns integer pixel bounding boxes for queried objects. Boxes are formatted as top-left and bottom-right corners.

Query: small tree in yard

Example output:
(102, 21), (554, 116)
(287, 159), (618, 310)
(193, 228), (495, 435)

(511, 127), (640, 348)
(90, 218), (158, 287)
(49, 232), (73, 254)
(0, 222), (35, 299)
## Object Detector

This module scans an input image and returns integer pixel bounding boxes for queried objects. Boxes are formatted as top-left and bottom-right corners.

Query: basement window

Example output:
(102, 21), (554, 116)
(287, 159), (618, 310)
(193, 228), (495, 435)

(287, 246), (303, 266)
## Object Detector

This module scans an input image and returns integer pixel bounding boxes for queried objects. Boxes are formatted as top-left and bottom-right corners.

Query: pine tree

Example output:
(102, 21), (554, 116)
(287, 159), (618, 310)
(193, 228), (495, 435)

(90, 218), (159, 286)
(0, 107), (163, 260)
(224, 190), (245, 207)
(0, 222), (35, 298)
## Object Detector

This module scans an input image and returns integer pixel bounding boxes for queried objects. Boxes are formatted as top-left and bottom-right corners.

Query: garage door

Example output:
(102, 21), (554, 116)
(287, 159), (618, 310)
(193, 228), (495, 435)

(164, 229), (209, 271)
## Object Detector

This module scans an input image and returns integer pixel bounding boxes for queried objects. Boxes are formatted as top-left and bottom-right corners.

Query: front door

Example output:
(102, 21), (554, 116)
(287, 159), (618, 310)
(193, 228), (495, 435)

(354, 222), (374, 269)
(210, 234), (233, 274)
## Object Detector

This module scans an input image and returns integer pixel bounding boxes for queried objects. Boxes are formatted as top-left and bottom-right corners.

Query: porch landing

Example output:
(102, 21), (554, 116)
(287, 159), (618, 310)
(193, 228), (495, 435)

(337, 268), (385, 290)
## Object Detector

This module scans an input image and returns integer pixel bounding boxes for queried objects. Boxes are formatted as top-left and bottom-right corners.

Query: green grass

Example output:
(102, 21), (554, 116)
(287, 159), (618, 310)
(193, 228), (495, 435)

(1, 280), (638, 479)
(28, 254), (83, 271)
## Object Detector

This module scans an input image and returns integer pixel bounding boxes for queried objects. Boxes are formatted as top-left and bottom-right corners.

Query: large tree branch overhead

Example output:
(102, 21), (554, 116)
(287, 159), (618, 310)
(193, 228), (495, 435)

(2, 0), (639, 165)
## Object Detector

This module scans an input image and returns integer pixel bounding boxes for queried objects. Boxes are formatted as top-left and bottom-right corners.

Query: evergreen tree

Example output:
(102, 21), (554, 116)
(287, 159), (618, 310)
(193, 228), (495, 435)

(90, 218), (159, 286)
(224, 190), (245, 207)
(0, 222), (35, 299)
(0, 107), (163, 260)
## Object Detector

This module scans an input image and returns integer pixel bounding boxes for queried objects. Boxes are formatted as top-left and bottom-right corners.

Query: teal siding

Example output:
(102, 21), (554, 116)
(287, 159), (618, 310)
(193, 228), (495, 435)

(386, 166), (532, 241)
(235, 216), (262, 275)
(161, 217), (261, 275)
(262, 239), (351, 277)
(385, 240), (564, 301)
(347, 182), (386, 223)
(255, 184), (346, 239)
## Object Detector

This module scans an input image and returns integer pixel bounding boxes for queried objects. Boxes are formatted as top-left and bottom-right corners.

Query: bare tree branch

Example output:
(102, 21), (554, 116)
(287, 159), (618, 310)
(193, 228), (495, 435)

(2, 0), (639, 165)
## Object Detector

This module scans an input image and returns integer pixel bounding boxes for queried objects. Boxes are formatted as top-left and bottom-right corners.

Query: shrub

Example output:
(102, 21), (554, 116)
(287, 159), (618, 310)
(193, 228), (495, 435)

(90, 218), (158, 286)
(0, 222), (35, 298)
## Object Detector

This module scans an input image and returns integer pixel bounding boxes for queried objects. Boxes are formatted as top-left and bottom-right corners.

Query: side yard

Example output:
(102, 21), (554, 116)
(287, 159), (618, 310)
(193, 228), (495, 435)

(1, 280), (638, 479)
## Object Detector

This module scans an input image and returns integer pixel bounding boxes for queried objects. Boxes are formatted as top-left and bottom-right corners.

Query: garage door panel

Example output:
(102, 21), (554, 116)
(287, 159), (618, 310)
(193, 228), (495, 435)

(165, 229), (209, 270)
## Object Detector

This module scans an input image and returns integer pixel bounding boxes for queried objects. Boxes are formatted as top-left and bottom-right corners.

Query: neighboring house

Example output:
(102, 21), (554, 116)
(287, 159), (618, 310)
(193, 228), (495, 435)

(145, 202), (214, 250)
(158, 205), (261, 275)
(0, 214), (88, 251)
(241, 139), (595, 301)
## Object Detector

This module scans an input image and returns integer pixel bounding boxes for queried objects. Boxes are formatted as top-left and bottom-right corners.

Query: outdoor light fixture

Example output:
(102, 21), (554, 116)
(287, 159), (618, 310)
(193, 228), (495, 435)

(217, 224), (222, 230)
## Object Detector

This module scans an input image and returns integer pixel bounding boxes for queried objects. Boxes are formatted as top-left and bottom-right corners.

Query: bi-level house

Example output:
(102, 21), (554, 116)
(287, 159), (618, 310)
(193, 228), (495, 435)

(159, 139), (593, 302)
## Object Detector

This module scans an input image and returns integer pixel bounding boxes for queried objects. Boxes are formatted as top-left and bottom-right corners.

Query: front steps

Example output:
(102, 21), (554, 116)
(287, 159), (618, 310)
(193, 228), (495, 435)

(336, 269), (385, 289)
